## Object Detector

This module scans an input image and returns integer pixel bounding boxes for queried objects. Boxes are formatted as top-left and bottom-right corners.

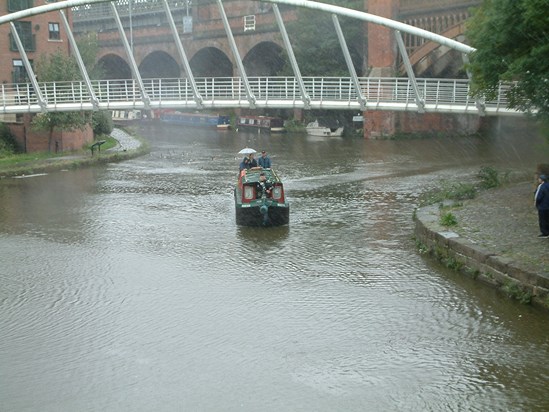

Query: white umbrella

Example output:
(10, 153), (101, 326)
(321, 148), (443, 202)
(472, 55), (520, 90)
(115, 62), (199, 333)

(238, 147), (257, 155)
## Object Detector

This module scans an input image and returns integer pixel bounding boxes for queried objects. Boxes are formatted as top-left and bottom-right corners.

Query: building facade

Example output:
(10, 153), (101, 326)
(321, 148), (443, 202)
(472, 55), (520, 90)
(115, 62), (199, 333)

(0, 0), (92, 152)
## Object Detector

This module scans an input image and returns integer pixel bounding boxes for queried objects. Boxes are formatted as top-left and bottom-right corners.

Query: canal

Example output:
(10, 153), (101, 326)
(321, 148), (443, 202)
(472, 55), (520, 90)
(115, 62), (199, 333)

(1, 120), (548, 411)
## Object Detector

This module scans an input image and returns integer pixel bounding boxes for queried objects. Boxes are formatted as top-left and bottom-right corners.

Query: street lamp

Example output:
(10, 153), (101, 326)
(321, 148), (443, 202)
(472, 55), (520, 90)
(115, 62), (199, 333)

(129, 0), (133, 52)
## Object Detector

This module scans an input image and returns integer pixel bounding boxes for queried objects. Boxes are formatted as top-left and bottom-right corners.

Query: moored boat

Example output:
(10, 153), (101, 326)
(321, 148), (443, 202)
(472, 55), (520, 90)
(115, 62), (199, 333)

(234, 168), (289, 226)
(159, 110), (230, 130)
(112, 110), (142, 125)
(306, 119), (344, 137)
(236, 115), (285, 133)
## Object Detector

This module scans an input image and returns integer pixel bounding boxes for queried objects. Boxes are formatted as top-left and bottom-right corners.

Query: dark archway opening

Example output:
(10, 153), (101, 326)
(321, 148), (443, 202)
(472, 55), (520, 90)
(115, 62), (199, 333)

(243, 42), (285, 76)
(190, 48), (232, 77)
(98, 54), (131, 80)
(139, 51), (181, 79)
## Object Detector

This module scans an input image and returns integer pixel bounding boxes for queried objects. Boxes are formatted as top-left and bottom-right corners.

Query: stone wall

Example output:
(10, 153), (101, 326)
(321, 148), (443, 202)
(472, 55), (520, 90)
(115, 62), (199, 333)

(414, 205), (549, 311)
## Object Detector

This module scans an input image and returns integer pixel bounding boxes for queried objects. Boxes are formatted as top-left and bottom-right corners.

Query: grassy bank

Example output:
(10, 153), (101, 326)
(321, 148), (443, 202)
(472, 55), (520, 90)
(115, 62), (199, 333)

(0, 133), (149, 178)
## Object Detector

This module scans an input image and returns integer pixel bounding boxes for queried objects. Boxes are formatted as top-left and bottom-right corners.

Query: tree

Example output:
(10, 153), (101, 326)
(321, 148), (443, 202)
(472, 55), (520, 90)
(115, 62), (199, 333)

(31, 50), (90, 151)
(277, 0), (364, 77)
(32, 32), (105, 152)
(466, 0), (549, 121)
(276, 0), (364, 128)
(76, 32), (104, 80)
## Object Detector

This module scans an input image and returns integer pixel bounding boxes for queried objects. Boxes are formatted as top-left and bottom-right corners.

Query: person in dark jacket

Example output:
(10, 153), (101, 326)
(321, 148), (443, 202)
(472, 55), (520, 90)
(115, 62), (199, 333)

(239, 157), (249, 171)
(239, 154), (258, 171)
(248, 153), (258, 168)
(255, 172), (273, 198)
(534, 174), (549, 237)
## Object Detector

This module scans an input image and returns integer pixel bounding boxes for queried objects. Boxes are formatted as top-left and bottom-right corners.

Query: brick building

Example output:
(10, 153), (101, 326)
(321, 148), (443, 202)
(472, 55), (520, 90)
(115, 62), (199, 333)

(0, 0), (92, 153)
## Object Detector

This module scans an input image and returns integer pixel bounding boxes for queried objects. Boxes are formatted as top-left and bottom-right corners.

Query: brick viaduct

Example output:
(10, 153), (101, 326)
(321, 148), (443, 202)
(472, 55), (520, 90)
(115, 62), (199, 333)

(75, 0), (482, 138)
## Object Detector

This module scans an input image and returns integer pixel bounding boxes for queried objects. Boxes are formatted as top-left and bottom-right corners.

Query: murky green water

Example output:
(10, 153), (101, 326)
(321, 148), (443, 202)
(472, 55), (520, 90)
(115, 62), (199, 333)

(1, 119), (548, 411)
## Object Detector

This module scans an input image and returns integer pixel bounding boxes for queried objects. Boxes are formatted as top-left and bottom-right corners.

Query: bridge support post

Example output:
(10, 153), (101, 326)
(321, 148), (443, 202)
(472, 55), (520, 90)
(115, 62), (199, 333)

(364, 0), (399, 138)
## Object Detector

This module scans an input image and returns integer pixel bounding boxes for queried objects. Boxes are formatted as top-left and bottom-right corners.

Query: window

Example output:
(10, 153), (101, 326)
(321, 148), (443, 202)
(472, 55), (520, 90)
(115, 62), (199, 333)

(244, 15), (255, 32)
(9, 21), (35, 52)
(8, 0), (33, 12)
(12, 59), (30, 83)
(48, 22), (60, 40)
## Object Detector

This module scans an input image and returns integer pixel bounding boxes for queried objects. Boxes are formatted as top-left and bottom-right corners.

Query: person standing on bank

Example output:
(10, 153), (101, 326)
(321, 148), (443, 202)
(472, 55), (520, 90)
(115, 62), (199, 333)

(534, 174), (549, 238)
(258, 150), (272, 169)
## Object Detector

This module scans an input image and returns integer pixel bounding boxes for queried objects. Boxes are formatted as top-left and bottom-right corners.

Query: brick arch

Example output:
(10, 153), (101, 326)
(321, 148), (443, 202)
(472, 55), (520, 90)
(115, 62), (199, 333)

(139, 51), (181, 79)
(97, 52), (131, 80)
(401, 10), (472, 56)
(242, 41), (285, 76)
(189, 46), (233, 77)
(404, 22), (467, 77)
(233, 36), (285, 64)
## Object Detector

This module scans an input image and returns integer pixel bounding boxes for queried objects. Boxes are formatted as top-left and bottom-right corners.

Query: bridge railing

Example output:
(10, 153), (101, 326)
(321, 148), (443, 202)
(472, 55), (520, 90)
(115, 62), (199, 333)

(0, 76), (516, 115)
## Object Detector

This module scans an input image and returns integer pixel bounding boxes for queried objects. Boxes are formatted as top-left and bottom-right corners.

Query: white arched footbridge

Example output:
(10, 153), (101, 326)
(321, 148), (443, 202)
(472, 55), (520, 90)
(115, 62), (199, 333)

(0, 0), (522, 117)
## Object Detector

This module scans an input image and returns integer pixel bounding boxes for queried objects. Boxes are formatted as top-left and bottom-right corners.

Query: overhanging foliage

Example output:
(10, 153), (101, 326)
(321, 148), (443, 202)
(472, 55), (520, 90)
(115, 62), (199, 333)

(467, 0), (549, 120)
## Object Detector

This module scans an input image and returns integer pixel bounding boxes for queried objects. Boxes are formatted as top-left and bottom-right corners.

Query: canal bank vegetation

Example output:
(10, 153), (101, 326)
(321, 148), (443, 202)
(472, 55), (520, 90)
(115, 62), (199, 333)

(416, 233), (536, 310)
(418, 166), (516, 229)
(419, 166), (513, 208)
(414, 165), (549, 311)
(0, 127), (148, 178)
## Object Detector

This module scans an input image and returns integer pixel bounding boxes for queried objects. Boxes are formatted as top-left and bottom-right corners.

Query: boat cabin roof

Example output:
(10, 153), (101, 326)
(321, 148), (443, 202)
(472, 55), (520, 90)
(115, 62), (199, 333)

(240, 168), (282, 184)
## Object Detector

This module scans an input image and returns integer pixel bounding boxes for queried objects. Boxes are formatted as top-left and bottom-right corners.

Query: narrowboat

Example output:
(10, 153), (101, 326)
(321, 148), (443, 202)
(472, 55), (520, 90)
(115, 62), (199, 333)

(236, 115), (285, 133)
(159, 110), (231, 130)
(234, 168), (289, 226)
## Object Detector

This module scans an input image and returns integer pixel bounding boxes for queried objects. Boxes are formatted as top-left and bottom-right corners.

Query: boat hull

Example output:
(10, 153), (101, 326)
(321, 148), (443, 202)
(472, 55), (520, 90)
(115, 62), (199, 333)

(235, 200), (290, 227)
(236, 115), (285, 133)
(234, 168), (289, 227)
(159, 111), (230, 129)
(306, 126), (344, 137)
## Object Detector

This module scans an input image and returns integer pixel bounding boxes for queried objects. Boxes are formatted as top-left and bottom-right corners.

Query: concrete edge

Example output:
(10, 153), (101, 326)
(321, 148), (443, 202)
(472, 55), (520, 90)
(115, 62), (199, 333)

(414, 205), (549, 311)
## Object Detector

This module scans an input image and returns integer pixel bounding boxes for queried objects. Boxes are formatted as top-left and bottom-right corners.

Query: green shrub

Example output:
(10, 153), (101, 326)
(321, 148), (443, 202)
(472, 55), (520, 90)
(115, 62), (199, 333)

(0, 123), (20, 158)
(502, 281), (532, 304)
(444, 182), (477, 200)
(283, 118), (305, 132)
(92, 110), (114, 136)
(478, 166), (500, 189)
(444, 256), (463, 271)
(440, 211), (458, 227)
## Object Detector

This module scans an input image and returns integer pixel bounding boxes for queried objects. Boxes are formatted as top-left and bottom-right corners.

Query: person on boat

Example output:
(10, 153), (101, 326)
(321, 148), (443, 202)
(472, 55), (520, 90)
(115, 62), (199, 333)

(239, 157), (250, 171)
(248, 153), (258, 168)
(258, 150), (272, 169)
(256, 172), (273, 198)
(239, 154), (258, 171)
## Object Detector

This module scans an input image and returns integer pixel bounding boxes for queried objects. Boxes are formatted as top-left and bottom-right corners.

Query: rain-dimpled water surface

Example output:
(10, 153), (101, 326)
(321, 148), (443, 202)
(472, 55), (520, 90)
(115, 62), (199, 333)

(1, 120), (548, 412)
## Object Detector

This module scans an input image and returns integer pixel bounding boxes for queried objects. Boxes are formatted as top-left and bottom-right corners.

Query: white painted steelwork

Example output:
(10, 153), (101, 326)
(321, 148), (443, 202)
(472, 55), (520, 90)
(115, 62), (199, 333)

(0, 0), (526, 117)
(0, 77), (521, 116)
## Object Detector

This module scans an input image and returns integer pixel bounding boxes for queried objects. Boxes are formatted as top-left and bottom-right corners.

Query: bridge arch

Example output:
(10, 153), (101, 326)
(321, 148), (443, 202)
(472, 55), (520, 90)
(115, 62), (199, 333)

(243, 41), (285, 76)
(189, 47), (233, 77)
(98, 53), (131, 80)
(139, 51), (180, 79)
(405, 23), (468, 78)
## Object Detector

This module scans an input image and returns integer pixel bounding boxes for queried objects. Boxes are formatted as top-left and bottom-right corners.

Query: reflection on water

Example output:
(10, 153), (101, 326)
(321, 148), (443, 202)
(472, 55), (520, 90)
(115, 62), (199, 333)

(0, 118), (548, 411)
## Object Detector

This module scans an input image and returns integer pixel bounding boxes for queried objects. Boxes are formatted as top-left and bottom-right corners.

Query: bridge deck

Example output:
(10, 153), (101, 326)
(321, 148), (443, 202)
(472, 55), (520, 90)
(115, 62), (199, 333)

(0, 76), (520, 116)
